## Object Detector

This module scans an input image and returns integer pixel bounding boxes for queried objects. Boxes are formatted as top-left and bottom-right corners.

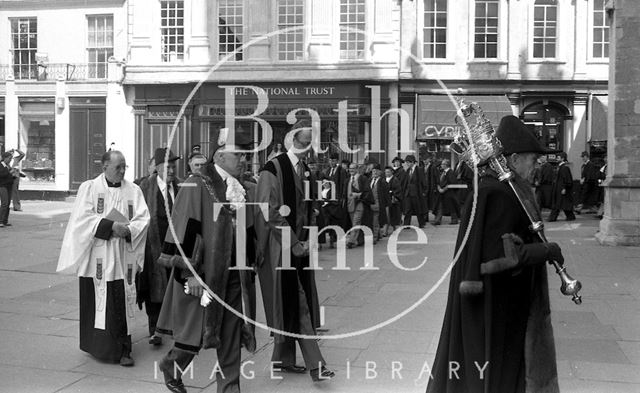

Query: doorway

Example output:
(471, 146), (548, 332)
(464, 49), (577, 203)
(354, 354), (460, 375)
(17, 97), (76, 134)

(69, 98), (106, 190)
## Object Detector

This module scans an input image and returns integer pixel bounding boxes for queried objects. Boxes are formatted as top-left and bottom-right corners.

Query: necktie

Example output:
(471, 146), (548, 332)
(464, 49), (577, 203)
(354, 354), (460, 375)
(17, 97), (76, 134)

(297, 161), (305, 178)
(330, 167), (335, 178)
(166, 185), (173, 214)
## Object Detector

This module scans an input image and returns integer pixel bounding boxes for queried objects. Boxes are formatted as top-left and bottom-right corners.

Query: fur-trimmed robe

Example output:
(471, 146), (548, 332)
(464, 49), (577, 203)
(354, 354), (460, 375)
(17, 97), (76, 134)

(427, 172), (559, 393)
(155, 164), (255, 350)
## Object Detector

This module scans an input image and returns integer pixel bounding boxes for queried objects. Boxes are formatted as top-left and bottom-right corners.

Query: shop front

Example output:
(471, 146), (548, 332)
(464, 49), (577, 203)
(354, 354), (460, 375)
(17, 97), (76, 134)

(132, 82), (390, 178)
(18, 99), (57, 187)
(415, 94), (513, 162)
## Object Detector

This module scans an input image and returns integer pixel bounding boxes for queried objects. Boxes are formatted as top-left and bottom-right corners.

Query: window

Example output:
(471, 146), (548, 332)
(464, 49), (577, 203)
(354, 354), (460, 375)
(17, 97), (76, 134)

(474, 0), (498, 58)
(423, 0), (447, 59)
(339, 0), (366, 60)
(532, 0), (557, 58)
(160, 1), (185, 62)
(87, 15), (113, 79)
(19, 101), (56, 184)
(592, 0), (609, 58)
(277, 0), (304, 61)
(219, 0), (244, 61)
(10, 18), (38, 80)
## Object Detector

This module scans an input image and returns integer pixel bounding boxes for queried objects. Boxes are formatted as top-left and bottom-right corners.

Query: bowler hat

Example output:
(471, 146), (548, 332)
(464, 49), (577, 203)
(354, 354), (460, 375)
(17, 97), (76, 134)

(153, 148), (180, 165)
(496, 115), (546, 155)
(329, 152), (340, 160)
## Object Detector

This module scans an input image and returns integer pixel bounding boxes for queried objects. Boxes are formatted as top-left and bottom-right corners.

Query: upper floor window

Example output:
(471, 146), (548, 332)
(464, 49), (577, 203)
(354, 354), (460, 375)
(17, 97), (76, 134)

(219, 0), (244, 61)
(339, 0), (366, 60)
(87, 15), (113, 78)
(277, 0), (304, 61)
(474, 0), (498, 58)
(592, 0), (609, 58)
(532, 0), (557, 58)
(10, 18), (37, 80)
(423, 0), (447, 59)
(160, 1), (184, 62)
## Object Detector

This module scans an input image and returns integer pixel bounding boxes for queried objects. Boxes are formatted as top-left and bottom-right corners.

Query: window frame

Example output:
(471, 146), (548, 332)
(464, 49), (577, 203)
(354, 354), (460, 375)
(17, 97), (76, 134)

(217, 0), (245, 62)
(471, 0), (500, 60)
(275, 0), (307, 62)
(418, 0), (453, 63)
(10, 17), (38, 80)
(336, 0), (368, 61)
(86, 14), (114, 79)
(529, 0), (560, 61)
(587, 0), (610, 62)
(159, 0), (186, 63)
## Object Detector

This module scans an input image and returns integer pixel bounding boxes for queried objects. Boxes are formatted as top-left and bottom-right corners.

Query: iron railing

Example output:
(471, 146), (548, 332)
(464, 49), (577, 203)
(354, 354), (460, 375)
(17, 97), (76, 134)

(0, 63), (109, 81)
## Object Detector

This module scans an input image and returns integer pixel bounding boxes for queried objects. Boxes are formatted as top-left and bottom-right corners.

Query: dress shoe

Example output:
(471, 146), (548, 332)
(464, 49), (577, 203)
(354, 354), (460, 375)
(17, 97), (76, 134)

(310, 366), (335, 382)
(149, 335), (163, 346)
(0, 224), (4, 228)
(164, 379), (187, 393)
(432, 221), (441, 226)
(2, 223), (11, 227)
(13, 208), (22, 212)
(119, 355), (135, 367)
(274, 364), (307, 374)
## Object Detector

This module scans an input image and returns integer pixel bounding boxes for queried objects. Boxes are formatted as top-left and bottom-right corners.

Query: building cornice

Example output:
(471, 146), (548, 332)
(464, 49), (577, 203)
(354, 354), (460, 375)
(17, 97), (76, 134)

(0, 0), (124, 10)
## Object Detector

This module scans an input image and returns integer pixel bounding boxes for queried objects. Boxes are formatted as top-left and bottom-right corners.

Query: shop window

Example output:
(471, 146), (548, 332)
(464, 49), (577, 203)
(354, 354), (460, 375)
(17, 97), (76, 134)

(474, 0), (499, 59)
(87, 15), (114, 78)
(160, 1), (185, 62)
(277, 0), (305, 61)
(532, 0), (557, 59)
(591, 0), (609, 59)
(219, 0), (244, 61)
(339, 0), (366, 60)
(423, 0), (447, 59)
(10, 18), (38, 80)
(522, 103), (567, 156)
(19, 102), (56, 184)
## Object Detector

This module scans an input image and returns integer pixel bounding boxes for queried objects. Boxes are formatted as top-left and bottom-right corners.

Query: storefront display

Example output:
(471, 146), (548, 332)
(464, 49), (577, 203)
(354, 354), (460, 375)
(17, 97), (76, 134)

(18, 101), (56, 184)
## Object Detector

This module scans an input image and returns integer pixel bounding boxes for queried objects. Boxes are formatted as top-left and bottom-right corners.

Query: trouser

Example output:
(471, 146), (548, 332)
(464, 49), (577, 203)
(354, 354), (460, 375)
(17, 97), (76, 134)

(435, 194), (459, 223)
(549, 209), (576, 221)
(371, 209), (380, 240)
(11, 177), (20, 210)
(403, 196), (426, 226)
(0, 185), (12, 224)
(346, 204), (364, 245)
(144, 300), (162, 336)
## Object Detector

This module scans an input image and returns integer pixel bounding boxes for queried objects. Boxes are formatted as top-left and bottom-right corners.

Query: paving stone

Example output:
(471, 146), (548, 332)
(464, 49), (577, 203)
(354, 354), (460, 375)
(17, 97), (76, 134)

(57, 375), (164, 393)
(0, 330), (88, 371)
(559, 378), (640, 393)
(555, 338), (630, 363)
(572, 361), (640, 384)
(0, 312), (78, 335)
(617, 341), (640, 364)
(0, 364), (86, 393)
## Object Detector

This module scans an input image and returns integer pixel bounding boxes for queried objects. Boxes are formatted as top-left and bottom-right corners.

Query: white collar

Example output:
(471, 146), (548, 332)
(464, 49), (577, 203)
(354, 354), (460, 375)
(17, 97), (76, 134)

(214, 163), (232, 182)
(156, 174), (169, 189)
(286, 150), (299, 168)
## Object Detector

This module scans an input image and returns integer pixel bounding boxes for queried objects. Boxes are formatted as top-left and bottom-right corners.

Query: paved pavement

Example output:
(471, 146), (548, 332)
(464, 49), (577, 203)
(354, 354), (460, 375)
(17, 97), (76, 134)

(0, 201), (639, 392)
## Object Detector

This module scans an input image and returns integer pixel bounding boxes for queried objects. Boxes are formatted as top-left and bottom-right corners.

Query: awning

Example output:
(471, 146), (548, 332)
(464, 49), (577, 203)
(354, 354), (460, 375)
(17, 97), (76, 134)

(590, 95), (608, 142)
(19, 101), (55, 119)
(416, 95), (513, 140)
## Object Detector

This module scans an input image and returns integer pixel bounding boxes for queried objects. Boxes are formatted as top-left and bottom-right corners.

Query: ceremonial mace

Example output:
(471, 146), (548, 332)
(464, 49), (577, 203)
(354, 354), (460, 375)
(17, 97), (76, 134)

(451, 99), (583, 305)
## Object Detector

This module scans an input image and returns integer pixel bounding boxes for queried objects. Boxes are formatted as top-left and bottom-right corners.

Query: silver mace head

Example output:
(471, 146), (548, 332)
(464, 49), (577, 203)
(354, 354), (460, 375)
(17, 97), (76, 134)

(556, 265), (583, 304)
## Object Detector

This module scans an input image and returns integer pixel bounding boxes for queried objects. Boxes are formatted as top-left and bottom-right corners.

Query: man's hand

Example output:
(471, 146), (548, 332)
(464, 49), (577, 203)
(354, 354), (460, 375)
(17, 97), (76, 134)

(186, 276), (204, 298)
(545, 242), (564, 265)
(112, 222), (131, 238)
(292, 241), (309, 257)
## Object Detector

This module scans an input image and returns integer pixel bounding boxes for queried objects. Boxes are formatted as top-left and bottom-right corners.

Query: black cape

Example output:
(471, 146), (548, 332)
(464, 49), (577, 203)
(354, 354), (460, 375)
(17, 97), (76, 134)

(427, 174), (558, 393)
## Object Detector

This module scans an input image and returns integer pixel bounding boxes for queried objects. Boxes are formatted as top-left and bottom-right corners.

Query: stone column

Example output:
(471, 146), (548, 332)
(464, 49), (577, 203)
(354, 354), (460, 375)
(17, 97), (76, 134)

(596, 0), (640, 246)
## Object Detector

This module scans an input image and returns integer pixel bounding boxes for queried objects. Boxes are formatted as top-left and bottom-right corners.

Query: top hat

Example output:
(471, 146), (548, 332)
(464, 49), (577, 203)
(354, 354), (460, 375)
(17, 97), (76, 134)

(153, 148), (180, 166)
(495, 115), (546, 155)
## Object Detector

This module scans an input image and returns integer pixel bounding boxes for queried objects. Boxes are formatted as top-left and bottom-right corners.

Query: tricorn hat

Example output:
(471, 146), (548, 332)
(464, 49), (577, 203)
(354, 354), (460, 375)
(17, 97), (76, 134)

(153, 148), (180, 165)
(211, 127), (253, 156)
(496, 115), (546, 155)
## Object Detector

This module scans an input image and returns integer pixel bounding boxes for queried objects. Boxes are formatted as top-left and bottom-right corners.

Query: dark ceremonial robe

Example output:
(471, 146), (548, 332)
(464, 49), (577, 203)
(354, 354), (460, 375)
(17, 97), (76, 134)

(535, 162), (554, 209)
(155, 163), (256, 350)
(137, 173), (182, 305)
(323, 165), (350, 231)
(551, 163), (574, 212)
(455, 161), (474, 206)
(580, 160), (599, 207)
(427, 173), (558, 393)
(255, 153), (321, 341)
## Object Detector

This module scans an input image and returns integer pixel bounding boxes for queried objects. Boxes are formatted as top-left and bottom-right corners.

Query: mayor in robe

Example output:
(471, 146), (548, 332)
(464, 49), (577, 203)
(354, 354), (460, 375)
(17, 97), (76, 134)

(57, 151), (150, 366)
(426, 116), (563, 393)
(255, 120), (335, 383)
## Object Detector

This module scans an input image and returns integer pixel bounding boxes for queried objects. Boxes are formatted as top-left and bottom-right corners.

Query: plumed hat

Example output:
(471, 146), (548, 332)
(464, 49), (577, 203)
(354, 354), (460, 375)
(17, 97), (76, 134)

(495, 115), (546, 155)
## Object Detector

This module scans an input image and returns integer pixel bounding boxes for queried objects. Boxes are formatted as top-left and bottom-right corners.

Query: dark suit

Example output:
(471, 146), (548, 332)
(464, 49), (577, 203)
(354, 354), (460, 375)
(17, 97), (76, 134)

(369, 176), (389, 239)
(386, 175), (403, 228)
(580, 160), (599, 210)
(0, 162), (14, 225)
(434, 168), (459, 224)
(549, 163), (575, 221)
(346, 173), (374, 246)
(535, 162), (554, 209)
(402, 165), (427, 227)
(322, 165), (350, 240)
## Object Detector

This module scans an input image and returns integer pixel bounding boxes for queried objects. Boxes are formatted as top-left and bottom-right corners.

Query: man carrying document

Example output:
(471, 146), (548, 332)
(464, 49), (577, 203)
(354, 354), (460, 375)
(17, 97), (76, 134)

(57, 150), (150, 366)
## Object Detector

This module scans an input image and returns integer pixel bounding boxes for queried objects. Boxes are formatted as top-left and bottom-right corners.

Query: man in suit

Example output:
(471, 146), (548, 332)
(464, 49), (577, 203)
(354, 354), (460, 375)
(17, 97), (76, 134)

(549, 152), (575, 221)
(402, 155), (427, 227)
(534, 155), (554, 209)
(369, 163), (390, 243)
(384, 166), (403, 236)
(322, 153), (348, 247)
(0, 152), (15, 228)
(345, 162), (374, 248)
(255, 120), (335, 383)
(137, 148), (182, 347)
(433, 159), (460, 225)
